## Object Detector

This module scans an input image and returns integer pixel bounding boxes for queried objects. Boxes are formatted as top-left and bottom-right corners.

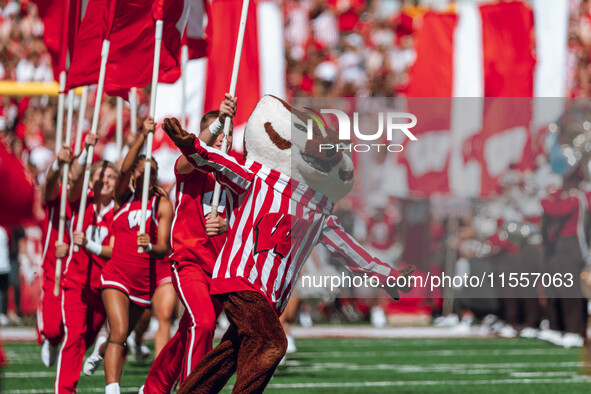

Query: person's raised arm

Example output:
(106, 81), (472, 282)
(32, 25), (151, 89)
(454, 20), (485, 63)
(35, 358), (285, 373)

(42, 145), (71, 206)
(68, 133), (98, 202)
(163, 117), (252, 195)
(136, 197), (173, 259)
(176, 94), (236, 175)
(115, 117), (154, 205)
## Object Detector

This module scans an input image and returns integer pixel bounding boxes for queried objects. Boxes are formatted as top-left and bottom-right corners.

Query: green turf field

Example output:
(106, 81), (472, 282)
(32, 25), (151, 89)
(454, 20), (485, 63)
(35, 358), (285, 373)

(2, 338), (591, 393)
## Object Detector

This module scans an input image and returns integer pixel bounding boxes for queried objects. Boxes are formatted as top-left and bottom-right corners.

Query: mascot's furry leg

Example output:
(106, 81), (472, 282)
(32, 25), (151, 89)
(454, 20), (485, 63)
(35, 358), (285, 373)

(179, 291), (287, 394)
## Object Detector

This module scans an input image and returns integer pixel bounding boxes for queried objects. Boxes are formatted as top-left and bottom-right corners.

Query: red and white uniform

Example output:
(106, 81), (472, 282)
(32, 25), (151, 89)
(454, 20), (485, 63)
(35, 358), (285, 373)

(179, 138), (400, 314)
(37, 192), (71, 346)
(143, 159), (226, 392)
(55, 193), (114, 394)
(155, 256), (172, 287)
(101, 193), (162, 306)
(541, 188), (589, 257)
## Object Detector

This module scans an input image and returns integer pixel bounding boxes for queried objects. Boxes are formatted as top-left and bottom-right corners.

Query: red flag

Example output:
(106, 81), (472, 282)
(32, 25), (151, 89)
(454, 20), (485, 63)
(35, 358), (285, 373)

(154, 0), (211, 64)
(68, 0), (182, 98)
(103, 0), (155, 99)
(398, 98), (453, 197)
(406, 11), (457, 97)
(401, 12), (457, 196)
(159, 50), (181, 84)
(66, 0), (114, 91)
(461, 1), (536, 196)
(184, 0), (211, 60)
(463, 99), (534, 196)
(33, 0), (83, 81)
(204, 0), (259, 126)
(479, 1), (536, 97)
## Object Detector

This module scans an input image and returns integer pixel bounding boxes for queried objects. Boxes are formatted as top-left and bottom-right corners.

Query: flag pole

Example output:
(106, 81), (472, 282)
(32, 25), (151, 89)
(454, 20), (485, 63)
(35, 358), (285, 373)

(74, 40), (110, 252)
(181, 44), (188, 129)
(74, 86), (88, 156)
(130, 87), (137, 135)
(138, 20), (163, 253)
(54, 89), (76, 296)
(211, 0), (250, 218)
(55, 71), (67, 154)
(116, 96), (123, 160)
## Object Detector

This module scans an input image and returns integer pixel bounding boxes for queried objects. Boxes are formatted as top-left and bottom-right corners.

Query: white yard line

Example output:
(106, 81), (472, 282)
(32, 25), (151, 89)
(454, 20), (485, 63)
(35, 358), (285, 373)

(293, 348), (574, 358)
(280, 360), (588, 373)
(1, 325), (492, 342)
(262, 376), (591, 390)
(5, 371), (105, 378)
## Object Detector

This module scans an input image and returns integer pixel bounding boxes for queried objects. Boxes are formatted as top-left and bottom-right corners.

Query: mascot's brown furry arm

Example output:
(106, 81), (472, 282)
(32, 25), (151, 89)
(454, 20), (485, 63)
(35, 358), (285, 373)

(162, 96), (415, 393)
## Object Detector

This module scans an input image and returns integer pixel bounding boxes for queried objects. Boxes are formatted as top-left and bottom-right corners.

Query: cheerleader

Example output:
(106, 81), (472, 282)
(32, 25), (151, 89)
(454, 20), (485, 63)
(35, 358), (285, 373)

(84, 117), (173, 394)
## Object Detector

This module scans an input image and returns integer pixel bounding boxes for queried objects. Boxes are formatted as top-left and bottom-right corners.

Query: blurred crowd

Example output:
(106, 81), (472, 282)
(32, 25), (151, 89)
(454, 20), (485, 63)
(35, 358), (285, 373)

(284, 0), (421, 98)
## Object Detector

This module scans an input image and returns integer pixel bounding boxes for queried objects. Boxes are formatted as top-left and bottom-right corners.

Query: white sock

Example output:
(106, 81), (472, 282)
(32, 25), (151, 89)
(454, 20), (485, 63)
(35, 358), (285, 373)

(105, 382), (120, 394)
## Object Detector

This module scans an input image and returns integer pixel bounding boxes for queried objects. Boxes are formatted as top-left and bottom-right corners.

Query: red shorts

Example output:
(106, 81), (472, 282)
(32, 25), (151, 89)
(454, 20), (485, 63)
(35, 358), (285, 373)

(100, 258), (156, 307)
(156, 258), (172, 288)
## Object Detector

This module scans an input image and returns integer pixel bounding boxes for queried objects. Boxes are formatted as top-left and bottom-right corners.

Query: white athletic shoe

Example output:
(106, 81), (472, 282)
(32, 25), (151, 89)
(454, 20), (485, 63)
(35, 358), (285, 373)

(562, 333), (584, 349)
(370, 306), (387, 328)
(537, 329), (563, 346)
(519, 327), (539, 339)
(83, 353), (103, 376)
(497, 324), (517, 339)
(41, 340), (60, 368)
(433, 314), (459, 327)
(479, 314), (498, 336)
(286, 335), (297, 354)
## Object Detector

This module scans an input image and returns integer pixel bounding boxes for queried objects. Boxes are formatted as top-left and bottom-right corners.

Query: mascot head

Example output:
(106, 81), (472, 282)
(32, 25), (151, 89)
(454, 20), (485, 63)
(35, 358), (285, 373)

(244, 95), (355, 203)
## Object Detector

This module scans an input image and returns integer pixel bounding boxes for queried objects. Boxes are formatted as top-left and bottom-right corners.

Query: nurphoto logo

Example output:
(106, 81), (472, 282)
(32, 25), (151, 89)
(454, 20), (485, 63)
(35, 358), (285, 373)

(304, 108), (418, 153)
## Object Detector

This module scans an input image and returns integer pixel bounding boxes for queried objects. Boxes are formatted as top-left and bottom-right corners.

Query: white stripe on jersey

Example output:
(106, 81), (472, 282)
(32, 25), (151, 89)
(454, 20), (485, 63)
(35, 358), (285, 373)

(170, 182), (185, 254)
(42, 206), (54, 262)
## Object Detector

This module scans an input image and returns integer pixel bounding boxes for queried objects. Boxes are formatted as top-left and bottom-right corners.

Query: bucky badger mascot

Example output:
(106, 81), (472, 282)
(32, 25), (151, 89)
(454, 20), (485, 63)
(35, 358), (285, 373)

(162, 95), (414, 393)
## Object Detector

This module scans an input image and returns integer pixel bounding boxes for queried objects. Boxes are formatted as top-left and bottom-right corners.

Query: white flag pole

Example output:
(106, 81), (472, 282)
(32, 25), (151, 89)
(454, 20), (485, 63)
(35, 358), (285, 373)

(180, 44), (188, 129)
(74, 39), (110, 252)
(211, 0), (250, 218)
(54, 89), (76, 296)
(55, 71), (67, 154)
(116, 96), (123, 160)
(130, 87), (137, 135)
(74, 86), (88, 156)
(138, 20), (163, 253)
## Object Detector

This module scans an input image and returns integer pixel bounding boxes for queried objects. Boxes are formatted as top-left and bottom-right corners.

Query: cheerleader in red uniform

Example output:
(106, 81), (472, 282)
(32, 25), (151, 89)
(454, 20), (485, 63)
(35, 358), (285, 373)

(38, 145), (71, 367)
(54, 134), (117, 394)
(92, 117), (173, 394)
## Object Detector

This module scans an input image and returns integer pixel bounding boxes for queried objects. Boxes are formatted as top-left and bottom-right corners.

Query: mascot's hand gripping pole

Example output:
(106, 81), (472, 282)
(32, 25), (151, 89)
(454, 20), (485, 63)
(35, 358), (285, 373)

(211, 0), (250, 218)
